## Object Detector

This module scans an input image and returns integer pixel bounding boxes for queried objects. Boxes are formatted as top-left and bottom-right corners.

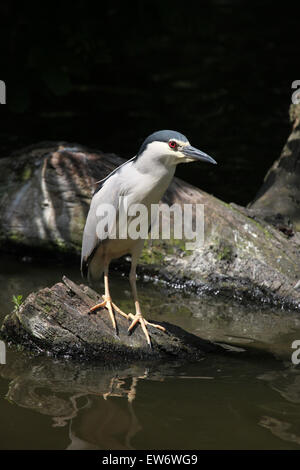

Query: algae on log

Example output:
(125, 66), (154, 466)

(250, 103), (300, 232)
(0, 134), (299, 309)
(0, 277), (228, 361)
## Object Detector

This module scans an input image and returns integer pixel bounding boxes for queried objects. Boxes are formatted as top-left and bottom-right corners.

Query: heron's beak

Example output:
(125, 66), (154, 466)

(182, 145), (217, 164)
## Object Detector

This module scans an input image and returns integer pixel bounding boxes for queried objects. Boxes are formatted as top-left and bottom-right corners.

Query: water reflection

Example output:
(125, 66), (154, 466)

(2, 351), (300, 449)
(260, 416), (300, 446)
(258, 367), (300, 404)
(0, 354), (167, 449)
(257, 367), (300, 446)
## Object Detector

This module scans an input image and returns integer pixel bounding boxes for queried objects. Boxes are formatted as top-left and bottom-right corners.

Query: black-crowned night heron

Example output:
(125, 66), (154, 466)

(81, 130), (216, 346)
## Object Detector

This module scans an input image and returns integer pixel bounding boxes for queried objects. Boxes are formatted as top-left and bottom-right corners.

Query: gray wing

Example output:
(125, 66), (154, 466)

(93, 155), (137, 196)
(80, 199), (99, 279)
(81, 172), (125, 279)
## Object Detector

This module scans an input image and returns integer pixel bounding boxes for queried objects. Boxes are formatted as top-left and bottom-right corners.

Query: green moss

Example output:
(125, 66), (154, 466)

(21, 165), (32, 181)
(55, 238), (69, 252)
(249, 217), (272, 240)
(219, 200), (231, 208)
(227, 203), (273, 240)
(217, 245), (233, 261)
(8, 232), (27, 244)
(140, 235), (193, 266)
(140, 242), (165, 265)
(170, 238), (193, 256)
(55, 238), (80, 254)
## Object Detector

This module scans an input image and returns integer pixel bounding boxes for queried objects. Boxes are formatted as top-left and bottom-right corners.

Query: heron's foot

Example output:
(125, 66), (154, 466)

(127, 313), (166, 347)
(89, 296), (128, 332)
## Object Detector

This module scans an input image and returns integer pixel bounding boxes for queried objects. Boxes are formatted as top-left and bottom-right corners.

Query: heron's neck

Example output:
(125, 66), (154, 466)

(132, 152), (176, 203)
(134, 150), (176, 180)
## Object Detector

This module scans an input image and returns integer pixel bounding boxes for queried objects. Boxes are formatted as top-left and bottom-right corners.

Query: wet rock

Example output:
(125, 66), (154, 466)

(0, 276), (229, 361)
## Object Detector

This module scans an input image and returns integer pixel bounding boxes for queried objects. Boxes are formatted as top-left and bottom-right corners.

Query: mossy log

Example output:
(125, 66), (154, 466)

(0, 276), (229, 361)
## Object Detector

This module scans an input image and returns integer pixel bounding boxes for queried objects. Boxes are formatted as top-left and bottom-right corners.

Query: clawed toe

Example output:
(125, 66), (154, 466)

(89, 296), (128, 332)
(127, 313), (166, 347)
(88, 297), (166, 348)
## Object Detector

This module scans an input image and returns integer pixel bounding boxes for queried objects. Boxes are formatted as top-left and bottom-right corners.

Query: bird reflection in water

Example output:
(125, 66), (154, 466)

(66, 375), (147, 450)
(0, 355), (150, 450)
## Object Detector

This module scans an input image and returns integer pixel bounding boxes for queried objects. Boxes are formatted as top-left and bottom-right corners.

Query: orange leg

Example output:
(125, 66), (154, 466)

(89, 267), (128, 331)
(127, 262), (166, 347)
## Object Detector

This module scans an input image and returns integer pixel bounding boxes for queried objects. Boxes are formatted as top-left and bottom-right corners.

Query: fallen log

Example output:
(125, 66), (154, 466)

(0, 276), (231, 361)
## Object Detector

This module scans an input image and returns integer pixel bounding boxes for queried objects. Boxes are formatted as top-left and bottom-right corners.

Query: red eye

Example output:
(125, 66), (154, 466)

(169, 140), (177, 149)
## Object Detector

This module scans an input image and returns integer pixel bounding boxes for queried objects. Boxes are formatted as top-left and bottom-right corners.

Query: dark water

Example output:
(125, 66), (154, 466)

(1, 255), (300, 449)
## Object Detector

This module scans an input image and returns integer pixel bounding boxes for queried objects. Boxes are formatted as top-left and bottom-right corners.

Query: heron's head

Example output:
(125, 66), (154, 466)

(137, 130), (217, 167)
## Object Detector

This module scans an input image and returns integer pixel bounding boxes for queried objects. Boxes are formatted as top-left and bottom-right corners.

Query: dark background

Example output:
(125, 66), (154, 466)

(0, 1), (298, 205)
